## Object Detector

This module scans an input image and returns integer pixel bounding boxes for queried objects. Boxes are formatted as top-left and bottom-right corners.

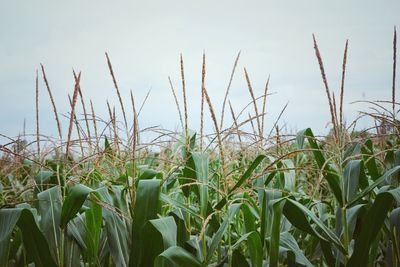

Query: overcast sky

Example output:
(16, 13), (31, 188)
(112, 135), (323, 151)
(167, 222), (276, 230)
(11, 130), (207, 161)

(1, 1), (399, 140)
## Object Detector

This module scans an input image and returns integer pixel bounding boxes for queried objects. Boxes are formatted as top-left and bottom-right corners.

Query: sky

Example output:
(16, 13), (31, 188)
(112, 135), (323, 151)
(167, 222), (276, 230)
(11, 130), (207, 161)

(1, 0), (399, 141)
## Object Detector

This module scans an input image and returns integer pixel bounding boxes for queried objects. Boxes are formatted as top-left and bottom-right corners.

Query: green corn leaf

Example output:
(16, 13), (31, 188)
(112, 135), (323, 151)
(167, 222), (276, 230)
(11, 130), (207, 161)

(132, 180), (161, 232)
(279, 232), (313, 267)
(85, 199), (103, 264)
(320, 240), (335, 267)
(215, 155), (266, 210)
(247, 231), (263, 267)
(97, 187), (129, 267)
(336, 204), (366, 242)
(138, 168), (162, 181)
(139, 216), (177, 267)
(207, 203), (242, 262)
(390, 207), (400, 238)
(67, 213), (86, 250)
(160, 193), (202, 220)
(260, 189), (282, 254)
(361, 139), (381, 180)
(281, 159), (296, 192)
(169, 210), (189, 246)
(241, 203), (257, 233)
(229, 155), (266, 194)
(343, 142), (361, 163)
(259, 190), (268, 248)
(297, 128), (343, 206)
(180, 153), (196, 198)
(347, 204), (367, 238)
(347, 188), (400, 267)
(154, 246), (202, 267)
(343, 160), (367, 204)
(283, 198), (345, 253)
(348, 187), (400, 266)
(186, 236), (205, 262)
(149, 216), (177, 249)
(34, 170), (54, 186)
(346, 165), (400, 208)
(64, 233), (81, 267)
(37, 186), (62, 263)
(192, 152), (209, 219)
(269, 199), (285, 267)
(0, 208), (57, 267)
(0, 209), (22, 266)
(232, 250), (251, 267)
(264, 171), (277, 187)
(232, 231), (254, 250)
(178, 152), (209, 217)
(130, 179), (161, 267)
(61, 184), (93, 228)
(103, 211), (129, 267)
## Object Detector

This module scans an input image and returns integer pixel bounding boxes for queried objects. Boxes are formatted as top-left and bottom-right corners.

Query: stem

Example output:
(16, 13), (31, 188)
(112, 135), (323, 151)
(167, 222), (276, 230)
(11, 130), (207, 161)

(201, 218), (207, 262)
(228, 222), (232, 267)
(186, 197), (191, 236)
(60, 228), (66, 267)
(342, 207), (349, 261)
(217, 173), (221, 263)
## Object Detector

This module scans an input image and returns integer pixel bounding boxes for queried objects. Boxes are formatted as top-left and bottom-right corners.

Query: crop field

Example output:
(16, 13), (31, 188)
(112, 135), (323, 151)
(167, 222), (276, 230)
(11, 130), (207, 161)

(0, 32), (400, 267)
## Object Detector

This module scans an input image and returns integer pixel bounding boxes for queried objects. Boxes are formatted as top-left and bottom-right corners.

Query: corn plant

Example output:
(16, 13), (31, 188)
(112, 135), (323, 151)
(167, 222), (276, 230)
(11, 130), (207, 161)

(1, 30), (400, 266)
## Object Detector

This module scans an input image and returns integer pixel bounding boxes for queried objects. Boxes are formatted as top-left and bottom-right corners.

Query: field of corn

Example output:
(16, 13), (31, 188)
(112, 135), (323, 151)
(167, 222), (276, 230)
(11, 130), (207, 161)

(0, 31), (399, 267)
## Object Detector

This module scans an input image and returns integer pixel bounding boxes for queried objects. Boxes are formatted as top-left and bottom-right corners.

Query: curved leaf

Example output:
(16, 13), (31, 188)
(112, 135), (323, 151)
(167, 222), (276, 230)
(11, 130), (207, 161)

(61, 184), (93, 228)
(297, 128), (343, 206)
(280, 232), (313, 267)
(149, 216), (177, 249)
(215, 155), (266, 210)
(361, 139), (381, 180)
(346, 165), (400, 208)
(85, 200), (102, 264)
(207, 203), (242, 262)
(130, 179), (161, 267)
(269, 199), (285, 267)
(0, 208), (57, 267)
(97, 187), (129, 267)
(343, 160), (367, 203)
(348, 187), (400, 266)
(192, 152), (209, 218)
(283, 198), (345, 253)
(37, 186), (62, 262)
(154, 246), (201, 267)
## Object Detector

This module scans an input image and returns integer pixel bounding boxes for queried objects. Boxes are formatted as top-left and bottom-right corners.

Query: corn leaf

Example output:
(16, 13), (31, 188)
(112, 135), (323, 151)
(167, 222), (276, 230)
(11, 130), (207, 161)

(0, 208), (57, 267)
(154, 246), (201, 267)
(61, 184), (93, 228)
